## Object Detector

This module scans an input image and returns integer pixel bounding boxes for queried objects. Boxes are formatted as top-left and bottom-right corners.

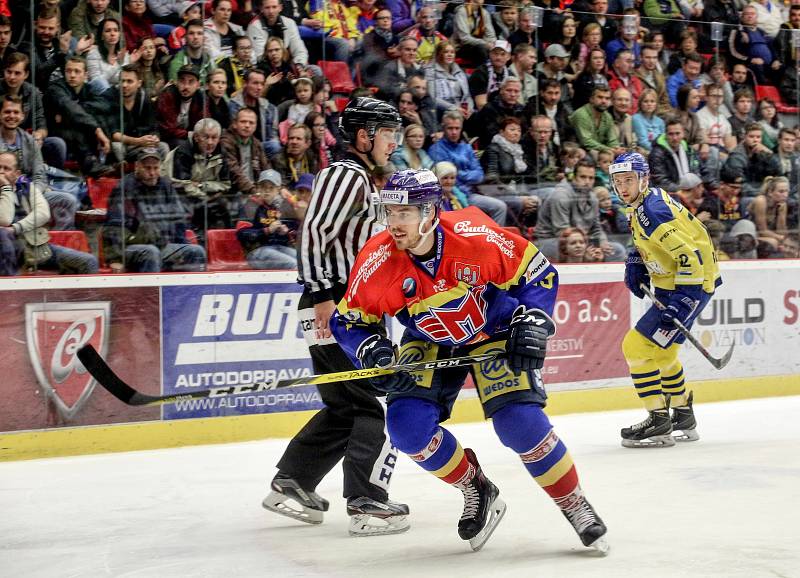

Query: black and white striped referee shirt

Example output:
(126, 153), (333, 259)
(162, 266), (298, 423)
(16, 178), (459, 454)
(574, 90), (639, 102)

(299, 153), (384, 302)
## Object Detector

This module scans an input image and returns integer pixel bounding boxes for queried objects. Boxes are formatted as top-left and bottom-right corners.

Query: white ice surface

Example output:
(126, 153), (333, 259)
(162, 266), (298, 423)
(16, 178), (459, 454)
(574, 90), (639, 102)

(2, 396), (800, 578)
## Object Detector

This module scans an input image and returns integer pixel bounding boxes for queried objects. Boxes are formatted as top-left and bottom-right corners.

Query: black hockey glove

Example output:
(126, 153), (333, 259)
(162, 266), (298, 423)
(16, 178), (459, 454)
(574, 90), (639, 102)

(624, 250), (650, 299)
(357, 335), (416, 394)
(506, 306), (556, 376)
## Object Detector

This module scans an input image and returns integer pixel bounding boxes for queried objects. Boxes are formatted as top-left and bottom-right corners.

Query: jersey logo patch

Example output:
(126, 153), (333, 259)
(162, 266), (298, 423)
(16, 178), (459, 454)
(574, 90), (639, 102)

(454, 262), (480, 285)
(416, 286), (488, 344)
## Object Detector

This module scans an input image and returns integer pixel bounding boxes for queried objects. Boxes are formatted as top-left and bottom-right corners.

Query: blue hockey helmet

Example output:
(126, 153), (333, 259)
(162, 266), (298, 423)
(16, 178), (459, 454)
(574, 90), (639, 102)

(609, 151), (649, 199)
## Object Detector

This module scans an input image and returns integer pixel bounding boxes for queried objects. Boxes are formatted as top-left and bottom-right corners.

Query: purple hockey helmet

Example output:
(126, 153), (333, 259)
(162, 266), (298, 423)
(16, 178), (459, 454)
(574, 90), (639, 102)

(378, 169), (442, 207)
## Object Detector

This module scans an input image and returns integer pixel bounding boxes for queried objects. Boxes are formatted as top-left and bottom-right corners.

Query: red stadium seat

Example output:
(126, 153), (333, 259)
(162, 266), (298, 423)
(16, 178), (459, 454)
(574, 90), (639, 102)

(86, 177), (119, 210)
(206, 228), (249, 271)
(318, 60), (355, 94)
(48, 230), (91, 253)
(755, 84), (800, 114)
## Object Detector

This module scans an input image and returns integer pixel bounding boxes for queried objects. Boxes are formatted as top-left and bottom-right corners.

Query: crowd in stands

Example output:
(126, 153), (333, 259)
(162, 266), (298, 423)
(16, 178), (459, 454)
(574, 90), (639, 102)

(1, 0), (800, 276)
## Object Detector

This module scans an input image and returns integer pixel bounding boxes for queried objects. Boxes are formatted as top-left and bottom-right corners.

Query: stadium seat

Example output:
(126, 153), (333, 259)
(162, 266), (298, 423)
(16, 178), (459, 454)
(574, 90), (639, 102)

(755, 84), (800, 114)
(206, 228), (249, 271)
(86, 177), (119, 210)
(49, 230), (91, 254)
(318, 60), (355, 95)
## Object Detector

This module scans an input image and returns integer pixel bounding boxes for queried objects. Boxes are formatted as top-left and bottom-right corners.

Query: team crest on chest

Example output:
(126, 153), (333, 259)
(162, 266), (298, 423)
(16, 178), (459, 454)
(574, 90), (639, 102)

(454, 262), (480, 285)
(416, 286), (488, 344)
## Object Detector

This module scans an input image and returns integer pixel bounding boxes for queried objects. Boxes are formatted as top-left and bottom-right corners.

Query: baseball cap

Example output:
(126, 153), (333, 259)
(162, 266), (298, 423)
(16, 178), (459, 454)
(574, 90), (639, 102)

(678, 173), (702, 189)
(137, 147), (162, 161)
(258, 169), (282, 186)
(719, 164), (744, 184)
(180, 1), (200, 16)
(544, 44), (570, 58)
(491, 40), (511, 53)
(177, 64), (200, 79)
(295, 173), (315, 191)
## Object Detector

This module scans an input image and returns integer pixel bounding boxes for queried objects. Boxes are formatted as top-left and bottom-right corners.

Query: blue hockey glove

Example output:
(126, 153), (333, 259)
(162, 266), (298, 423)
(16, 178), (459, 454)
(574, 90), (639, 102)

(506, 307), (556, 376)
(624, 250), (650, 299)
(659, 289), (701, 331)
(356, 335), (416, 394)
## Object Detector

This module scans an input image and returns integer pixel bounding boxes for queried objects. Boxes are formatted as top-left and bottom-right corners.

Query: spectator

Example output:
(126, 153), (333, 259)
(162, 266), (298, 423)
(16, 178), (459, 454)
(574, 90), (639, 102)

(469, 77), (525, 149)
(492, 0), (518, 41)
(666, 28), (698, 76)
(648, 118), (702, 193)
(557, 227), (604, 263)
(607, 49), (643, 114)
(535, 160), (625, 261)
(432, 161), (470, 211)
(170, 117), (233, 232)
(104, 147), (205, 273)
(595, 185), (628, 237)
(258, 36), (299, 106)
(86, 17), (127, 92)
(237, 169), (298, 270)
(122, 0), (155, 50)
(272, 123), (320, 186)
(666, 51), (703, 107)
(0, 15), (14, 77)
(508, 43), (538, 106)
(130, 37), (166, 94)
(776, 127), (800, 183)
(696, 84), (736, 161)
(304, 111), (339, 169)
(560, 142), (589, 182)
(773, 4), (800, 75)
(632, 88), (666, 152)
(774, 232), (800, 258)
(357, 9), (401, 85)
(386, 0), (415, 33)
(248, 0), (310, 71)
(697, 165), (745, 231)
(536, 44), (573, 109)
(728, 88), (756, 142)
(406, 73), (439, 138)
(635, 43), (672, 116)
(0, 152), (97, 276)
(391, 123), (433, 171)
(217, 34), (256, 97)
(572, 48), (609, 110)
(605, 9), (642, 67)
(371, 36), (421, 102)
(580, 0), (618, 46)
(508, 7), (536, 50)
(167, 1), (203, 51)
(675, 172), (709, 219)
(107, 64), (164, 164)
(281, 77), (316, 130)
(468, 39), (512, 110)
(609, 87), (638, 151)
(205, 68), (232, 130)
(699, 56), (734, 112)
(69, 0), (121, 39)
(167, 19), (214, 83)
(729, 217), (759, 259)
(756, 99), (783, 151)
(532, 78), (574, 147)
(729, 62), (755, 97)
(728, 4), (774, 84)
(747, 176), (790, 250)
(578, 23), (603, 61)
(221, 106), (271, 196)
(452, 0), (496, 67)
(705, 218), (731, 260)
(229, 68), (281, 158)
(675, 84), (710, 163)
(569, 86), (623, 156)
(595, 149), (614, 188)
(157, 64), (207, 149)
(750, 0), (784, 40)
(306, 0), (359, 60)
(643, 0), (686, 45)
(555, 15), (583, 83)
(724, 122), (782, 198)
(204, 0), (246, 62)
(522, 115), (563, 188)
(703, 0), (740, 45)
(45, 56), (113, 176)
(395, 89), (424, 129)
(425, 41), (474, 118)
(280, 171), (313, 221)
(427, 109), (507, 224)
(407, 6), (447, 64)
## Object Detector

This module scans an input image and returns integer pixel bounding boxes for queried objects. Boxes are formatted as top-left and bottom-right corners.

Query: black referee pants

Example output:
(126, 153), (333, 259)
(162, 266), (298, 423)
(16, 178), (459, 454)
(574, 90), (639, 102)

(275, 285), (397, 501)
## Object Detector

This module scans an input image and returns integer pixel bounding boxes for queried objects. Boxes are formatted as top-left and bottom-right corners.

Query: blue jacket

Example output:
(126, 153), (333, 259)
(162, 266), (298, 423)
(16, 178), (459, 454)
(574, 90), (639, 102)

(427, 138), (484, 193)
(666, 69), (701, 108)
(632, 113), (666, 152)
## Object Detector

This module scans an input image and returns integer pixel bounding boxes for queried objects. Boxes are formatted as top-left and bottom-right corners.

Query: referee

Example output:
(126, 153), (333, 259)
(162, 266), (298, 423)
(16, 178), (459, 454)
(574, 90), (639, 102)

(263, 98), (411, 537)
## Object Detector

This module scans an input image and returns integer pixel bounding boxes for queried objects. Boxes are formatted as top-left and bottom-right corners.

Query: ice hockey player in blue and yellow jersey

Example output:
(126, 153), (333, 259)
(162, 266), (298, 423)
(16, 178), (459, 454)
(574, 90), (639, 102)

(610, 152), (721, 448)
(330, 169), (609, 554)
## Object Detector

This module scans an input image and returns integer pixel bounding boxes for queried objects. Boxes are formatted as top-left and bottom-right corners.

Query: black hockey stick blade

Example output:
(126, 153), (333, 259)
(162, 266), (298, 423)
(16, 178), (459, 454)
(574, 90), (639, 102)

(639, 284), (734, 370)
(77, 344), (504, 407)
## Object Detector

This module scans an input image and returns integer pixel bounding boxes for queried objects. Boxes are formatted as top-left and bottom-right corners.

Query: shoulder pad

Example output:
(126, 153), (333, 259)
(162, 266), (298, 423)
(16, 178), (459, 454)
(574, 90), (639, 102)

(635, 190), (674, 237)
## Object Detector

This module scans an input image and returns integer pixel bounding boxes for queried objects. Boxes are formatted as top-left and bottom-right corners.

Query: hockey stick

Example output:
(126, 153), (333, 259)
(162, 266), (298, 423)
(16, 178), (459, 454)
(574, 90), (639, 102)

(77, 344), (504, 407)
(639, 284), (734, 370)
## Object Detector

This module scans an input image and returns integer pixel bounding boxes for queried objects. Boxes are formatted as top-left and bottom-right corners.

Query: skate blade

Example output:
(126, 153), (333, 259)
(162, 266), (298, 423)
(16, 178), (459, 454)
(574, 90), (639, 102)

(262, 491), (324, 525)
(621, 434), (676, 448)
(673, 429), (700, 442)
(469, 496), (507, 552)
(588, 536), (610, 556)
(349, 514), (410, 537)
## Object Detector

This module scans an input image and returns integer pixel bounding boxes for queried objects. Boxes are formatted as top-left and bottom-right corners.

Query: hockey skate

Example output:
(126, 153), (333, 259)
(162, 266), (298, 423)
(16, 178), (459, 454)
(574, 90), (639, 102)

(457, 448), (507, 552)
(672, 391), (700, 442)
(262, 474), (329, 525)
(561, 494), (609, 555)
(347, 496), (410, 537)
(620, 406), (675, 448)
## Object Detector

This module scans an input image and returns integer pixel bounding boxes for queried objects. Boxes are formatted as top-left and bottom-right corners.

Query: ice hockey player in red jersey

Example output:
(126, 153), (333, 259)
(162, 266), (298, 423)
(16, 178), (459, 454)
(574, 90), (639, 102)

(330, 169), (609, 553)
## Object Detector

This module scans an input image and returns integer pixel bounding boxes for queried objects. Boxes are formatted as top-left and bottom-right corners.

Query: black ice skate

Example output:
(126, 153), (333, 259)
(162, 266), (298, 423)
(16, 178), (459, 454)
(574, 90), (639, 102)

(560, 493), (609, 555)
(671, 391), (700, 442)
(262, 474), (329, 525)
(621, 407), (675, 448)
(456, 448), (507, 552)
(346, 496), (410, 537)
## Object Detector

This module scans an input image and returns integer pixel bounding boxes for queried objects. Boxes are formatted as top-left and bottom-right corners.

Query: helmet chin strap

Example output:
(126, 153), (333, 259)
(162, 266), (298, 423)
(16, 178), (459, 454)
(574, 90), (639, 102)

(409, 207), (439, 251)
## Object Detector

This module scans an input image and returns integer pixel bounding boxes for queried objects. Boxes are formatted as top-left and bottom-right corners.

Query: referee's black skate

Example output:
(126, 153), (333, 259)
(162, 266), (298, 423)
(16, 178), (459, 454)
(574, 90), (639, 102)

(456, 448), (507, 552)
(560, 493), (609, 555)
(621, 407), (675, 448)
(262, 473), (329, 524)
(671, 391), (700, 442)
(347, 496), (410, 537)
